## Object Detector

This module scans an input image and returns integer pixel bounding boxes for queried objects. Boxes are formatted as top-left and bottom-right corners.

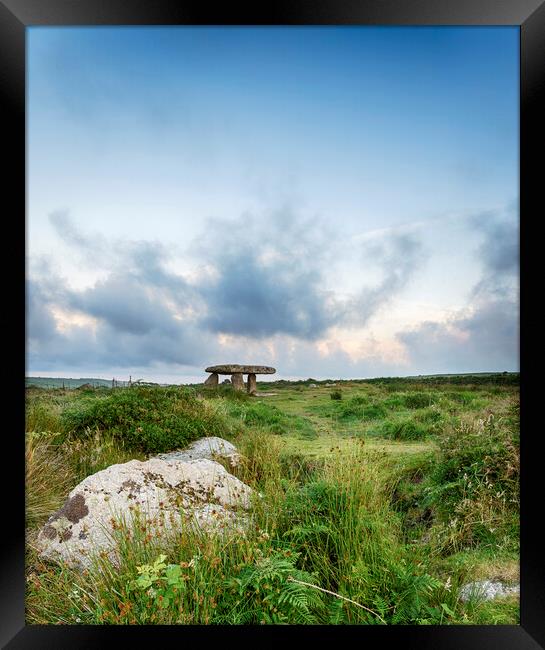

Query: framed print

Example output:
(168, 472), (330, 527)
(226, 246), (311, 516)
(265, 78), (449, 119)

(1, 0), (543, 647)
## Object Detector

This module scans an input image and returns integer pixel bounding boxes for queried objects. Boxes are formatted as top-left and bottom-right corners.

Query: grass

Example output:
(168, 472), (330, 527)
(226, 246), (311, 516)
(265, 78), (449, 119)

(25, 374), (519, 625)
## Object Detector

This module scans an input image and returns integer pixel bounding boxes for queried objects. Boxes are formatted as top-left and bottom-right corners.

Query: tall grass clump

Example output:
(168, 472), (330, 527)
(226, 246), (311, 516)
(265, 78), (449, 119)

(25, 401), (63, 434)
(401, 392), (437, 409)
(273, 444), (447, 623)
(25, 433), (74, 528)
(372, 417), (429, 441)
(61, 386), (231, 453)
(422, 407), (519, 553)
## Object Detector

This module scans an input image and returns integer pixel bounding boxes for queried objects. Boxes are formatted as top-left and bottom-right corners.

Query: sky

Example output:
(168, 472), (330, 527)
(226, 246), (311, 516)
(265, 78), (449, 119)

(27, 26), (519, 383)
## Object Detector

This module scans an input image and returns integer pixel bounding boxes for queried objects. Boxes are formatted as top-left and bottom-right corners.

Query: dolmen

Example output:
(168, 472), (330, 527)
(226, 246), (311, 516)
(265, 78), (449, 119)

(204, 364), (276, 394)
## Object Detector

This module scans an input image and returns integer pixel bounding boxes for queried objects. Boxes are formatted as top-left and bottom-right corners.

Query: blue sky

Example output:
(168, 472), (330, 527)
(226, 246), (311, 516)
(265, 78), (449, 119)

(27, 27), (519, 382)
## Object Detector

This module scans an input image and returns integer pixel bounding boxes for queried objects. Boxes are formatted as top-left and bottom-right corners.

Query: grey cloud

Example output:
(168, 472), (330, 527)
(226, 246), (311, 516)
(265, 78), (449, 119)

(29, 208), (426, 372)
(398, 206), (519, 373)
(342, 233), (425, 326)
(27, 288), (213, 370)
(472, 206), (519, 277)
(26, 279), (58, 343)
(200, 258), (332, 338)
(49, 210), (109, 264)
(196, 210), (424, 338)
(471, 208), (519, 301)
(26, 247), (213, 370)
(398, 298), (518, 374)
(67, 274), (177, 336)
(195, 208), (339, 339)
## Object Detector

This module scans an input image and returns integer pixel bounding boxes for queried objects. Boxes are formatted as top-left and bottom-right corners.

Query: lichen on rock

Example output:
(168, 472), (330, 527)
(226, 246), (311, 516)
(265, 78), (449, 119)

(36, 456), (253, 570)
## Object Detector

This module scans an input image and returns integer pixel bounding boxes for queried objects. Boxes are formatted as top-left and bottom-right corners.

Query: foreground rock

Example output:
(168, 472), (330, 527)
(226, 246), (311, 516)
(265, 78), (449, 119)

(156, 436), (241, 468)
(459, 580), (520, 602)
(37, 457), (253, 570)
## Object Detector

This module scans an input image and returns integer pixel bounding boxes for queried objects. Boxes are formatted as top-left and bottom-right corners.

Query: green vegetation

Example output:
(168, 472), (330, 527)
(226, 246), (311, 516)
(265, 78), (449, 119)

(60, 386), (232, 453)
(25, 374), (519, 625)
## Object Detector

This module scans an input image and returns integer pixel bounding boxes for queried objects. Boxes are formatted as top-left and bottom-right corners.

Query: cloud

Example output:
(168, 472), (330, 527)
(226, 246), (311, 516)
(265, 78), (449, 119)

(398, 206), (519, 373)
(49, 209), (109, 265)
(26, 250), (212, 371)
(471, 206), (519, 299)
(342, 232), (425, 327)
(28, 207), (427, 373)
(195, 208), (339, 338)
(195, 209), (425, 339)
(26, 278), (58, 344)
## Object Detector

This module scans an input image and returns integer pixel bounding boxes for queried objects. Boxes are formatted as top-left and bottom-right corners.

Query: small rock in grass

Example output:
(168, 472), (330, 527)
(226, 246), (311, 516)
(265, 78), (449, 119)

(156, 436), (241, 468)
(459, 580), (520, 602)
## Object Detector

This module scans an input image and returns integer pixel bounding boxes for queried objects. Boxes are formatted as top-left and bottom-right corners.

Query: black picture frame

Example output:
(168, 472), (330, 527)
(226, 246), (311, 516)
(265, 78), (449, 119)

(2, 1), (542, 647)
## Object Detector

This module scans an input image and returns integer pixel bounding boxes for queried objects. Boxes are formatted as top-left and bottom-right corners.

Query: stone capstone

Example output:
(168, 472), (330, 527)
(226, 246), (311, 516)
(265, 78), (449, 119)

(205, 365), (276, 375)
(36, 457), (253, 570)
(156, 436), (241, 468)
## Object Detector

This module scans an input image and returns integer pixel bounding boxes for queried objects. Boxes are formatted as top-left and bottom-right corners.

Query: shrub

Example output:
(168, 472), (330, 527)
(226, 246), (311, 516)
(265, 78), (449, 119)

(423, 410), (519, 551)
(25, 402), (63, 434)
(330, 390), (343, 400)
(414, 407), (444, 425)
(61, 386), (231, 453)
(401, 392), (436, 409)
(377, 418), (428, 441)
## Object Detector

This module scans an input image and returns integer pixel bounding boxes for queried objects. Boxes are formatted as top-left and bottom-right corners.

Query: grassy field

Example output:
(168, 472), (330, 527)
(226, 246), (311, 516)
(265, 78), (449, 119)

(25, 374), (519, 625)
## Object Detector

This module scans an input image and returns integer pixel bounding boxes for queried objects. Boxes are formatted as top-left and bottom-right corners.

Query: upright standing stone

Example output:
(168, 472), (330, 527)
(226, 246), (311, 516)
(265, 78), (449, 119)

(231, 373), (244, 391)
(204, 372), (219, 386)
(247, 373), (257, 394)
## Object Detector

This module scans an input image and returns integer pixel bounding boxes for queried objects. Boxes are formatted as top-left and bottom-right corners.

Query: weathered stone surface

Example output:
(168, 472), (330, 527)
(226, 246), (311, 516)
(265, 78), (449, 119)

(231, 373), (245, 391)
(205, 365), (276, 375)
(247, 373), (257, 394)
(222, 378), (231, 384)
(37, 457), (253, 570)
(156, 436), (241, 468)
(204, 372), (219, 386)
(459, 580), (520, 602)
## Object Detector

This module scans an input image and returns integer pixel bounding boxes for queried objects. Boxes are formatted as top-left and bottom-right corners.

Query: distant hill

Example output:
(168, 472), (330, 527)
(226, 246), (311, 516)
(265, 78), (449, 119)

(25, 377), (128, 389)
